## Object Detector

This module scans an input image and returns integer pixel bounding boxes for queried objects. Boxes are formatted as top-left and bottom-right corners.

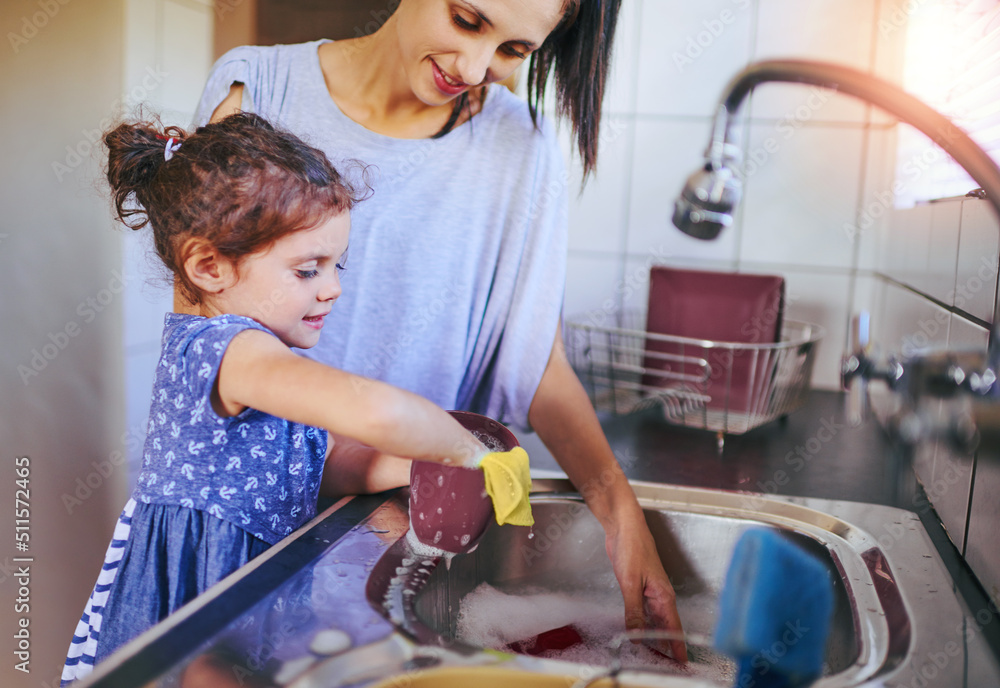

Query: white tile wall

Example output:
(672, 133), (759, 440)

(920, 199), (961, 304)
(855, 125), (899, 271)
(883, 202), (932, 288)
(956, 197), (1000, 323)
(561, 115), (633, 254)
(749, 0), (875, 123)
(564, 253), (625, 321)
(781, 270), (851, 389)
(635, 0), (755, 118)
(605, 0), (641, 114)
(739, 124), (864, 269)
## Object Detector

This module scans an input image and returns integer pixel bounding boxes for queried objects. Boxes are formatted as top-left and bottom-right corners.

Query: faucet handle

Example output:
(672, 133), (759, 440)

(843, 312), (872, 426)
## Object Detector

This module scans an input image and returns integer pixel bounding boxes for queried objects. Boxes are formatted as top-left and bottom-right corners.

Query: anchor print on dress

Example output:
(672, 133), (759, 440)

(190, 397), (206, 425)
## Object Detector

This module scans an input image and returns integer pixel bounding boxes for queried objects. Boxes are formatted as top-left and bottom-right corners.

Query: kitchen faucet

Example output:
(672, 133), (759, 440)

(672, 60), (1000, 450)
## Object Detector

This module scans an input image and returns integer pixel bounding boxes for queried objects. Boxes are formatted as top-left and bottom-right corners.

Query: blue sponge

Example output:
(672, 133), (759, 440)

(714, 529), (834, 688)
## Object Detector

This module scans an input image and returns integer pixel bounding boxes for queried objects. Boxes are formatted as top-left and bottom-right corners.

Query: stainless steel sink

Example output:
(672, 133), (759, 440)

(366, 479), (1000, 687)
(74, 478), (999, 688)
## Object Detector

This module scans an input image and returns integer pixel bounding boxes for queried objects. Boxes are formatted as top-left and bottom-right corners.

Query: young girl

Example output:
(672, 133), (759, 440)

(61, 112), (510, 684)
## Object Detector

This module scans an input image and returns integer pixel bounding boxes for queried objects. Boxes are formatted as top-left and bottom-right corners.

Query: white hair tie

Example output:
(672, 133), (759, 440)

(164, 137), (182, 161)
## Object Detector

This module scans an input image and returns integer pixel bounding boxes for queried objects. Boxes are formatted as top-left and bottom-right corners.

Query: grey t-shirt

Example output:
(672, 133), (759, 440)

(192, 40), (568, 431)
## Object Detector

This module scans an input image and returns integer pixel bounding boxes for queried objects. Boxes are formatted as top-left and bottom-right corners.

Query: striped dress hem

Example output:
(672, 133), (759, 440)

(60, 498), (136, 686)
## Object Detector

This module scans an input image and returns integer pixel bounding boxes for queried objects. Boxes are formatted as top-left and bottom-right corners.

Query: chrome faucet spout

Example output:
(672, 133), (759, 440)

(674, 59), (1000, 374)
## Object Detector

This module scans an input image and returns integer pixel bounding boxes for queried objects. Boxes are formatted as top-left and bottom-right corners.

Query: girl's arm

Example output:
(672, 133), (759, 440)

(216, 329), (486, 466)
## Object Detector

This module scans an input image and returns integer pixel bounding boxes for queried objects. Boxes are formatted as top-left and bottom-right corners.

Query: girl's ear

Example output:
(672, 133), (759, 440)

(181, 238), (236, 295)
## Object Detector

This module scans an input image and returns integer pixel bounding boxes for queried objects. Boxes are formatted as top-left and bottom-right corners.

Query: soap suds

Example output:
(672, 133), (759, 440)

(455, 583), (734, 682)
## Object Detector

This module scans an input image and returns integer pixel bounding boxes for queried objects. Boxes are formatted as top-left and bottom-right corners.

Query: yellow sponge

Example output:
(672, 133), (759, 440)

(479, 447), (533, 527)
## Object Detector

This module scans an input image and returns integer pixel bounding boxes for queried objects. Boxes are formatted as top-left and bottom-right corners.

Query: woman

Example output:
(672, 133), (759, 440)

(191, 0), (687, 661)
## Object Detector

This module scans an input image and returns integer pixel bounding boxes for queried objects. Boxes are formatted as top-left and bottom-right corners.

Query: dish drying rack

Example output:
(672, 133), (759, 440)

(564, 310), (824, 452)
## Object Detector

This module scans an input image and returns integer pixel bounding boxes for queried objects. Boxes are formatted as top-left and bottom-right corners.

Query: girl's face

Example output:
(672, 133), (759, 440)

(213, 212), (351, 349)
(394, 0), (565, 105)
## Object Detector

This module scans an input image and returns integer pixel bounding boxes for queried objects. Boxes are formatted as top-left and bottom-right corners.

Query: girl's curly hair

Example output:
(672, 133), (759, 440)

(105, 112), (365, 304)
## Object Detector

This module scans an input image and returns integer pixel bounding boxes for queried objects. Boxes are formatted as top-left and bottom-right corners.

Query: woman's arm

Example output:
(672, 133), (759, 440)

(217, 329), (485, 466)
(210, 83), (244, 122)
(528, 322), (688, 663)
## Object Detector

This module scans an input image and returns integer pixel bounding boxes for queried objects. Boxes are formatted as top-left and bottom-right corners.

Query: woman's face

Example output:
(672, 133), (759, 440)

(394, 0), (566, 105)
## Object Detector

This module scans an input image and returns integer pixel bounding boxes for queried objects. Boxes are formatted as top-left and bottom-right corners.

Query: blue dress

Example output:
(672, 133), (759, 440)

(62, 314), (327, 685)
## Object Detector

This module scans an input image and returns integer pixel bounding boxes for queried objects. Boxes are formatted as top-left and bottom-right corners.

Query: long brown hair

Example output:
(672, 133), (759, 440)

(105, 112), (365, 304)
(434, 0), (620, 181)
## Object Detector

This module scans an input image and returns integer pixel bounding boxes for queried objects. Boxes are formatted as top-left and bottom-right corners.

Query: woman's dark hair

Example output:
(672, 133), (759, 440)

(434, 0), (620, 181)
(104, 112), (364, 304)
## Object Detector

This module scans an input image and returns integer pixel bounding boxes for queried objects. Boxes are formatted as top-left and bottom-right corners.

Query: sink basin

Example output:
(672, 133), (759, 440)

(366, 479), (996, 687)
(411, 499), (861, 683)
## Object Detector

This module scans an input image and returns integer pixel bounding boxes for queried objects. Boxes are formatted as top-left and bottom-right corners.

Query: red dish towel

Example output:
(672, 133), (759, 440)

(507, 625), (584, 655)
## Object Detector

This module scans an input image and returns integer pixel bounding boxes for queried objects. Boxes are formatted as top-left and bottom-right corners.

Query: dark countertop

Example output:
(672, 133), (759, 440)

(523, 389), (917, 509)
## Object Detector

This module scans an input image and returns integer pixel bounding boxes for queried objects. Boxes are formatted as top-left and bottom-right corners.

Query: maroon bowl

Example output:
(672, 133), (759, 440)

(408, 411), (519, 554)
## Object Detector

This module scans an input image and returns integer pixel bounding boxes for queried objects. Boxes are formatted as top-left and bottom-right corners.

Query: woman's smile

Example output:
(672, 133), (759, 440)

(431, 59), (469, 96)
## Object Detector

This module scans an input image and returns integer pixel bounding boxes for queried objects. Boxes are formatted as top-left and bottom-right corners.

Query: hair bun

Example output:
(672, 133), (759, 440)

(105, 121), (186, 229)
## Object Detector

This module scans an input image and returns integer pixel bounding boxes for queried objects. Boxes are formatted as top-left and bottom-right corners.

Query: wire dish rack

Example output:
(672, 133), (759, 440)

(564, 310), (824, 451)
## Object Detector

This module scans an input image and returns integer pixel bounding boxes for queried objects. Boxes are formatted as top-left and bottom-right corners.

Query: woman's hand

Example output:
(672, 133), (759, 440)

(606, 507), (688, 663)
(528, 323), (688, 662)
